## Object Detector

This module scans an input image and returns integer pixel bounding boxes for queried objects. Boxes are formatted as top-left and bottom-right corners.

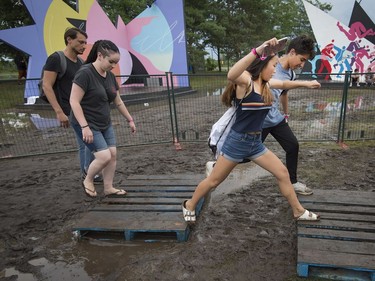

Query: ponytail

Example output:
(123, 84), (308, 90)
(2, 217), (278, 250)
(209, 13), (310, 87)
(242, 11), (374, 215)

(221, 81), (236, 107)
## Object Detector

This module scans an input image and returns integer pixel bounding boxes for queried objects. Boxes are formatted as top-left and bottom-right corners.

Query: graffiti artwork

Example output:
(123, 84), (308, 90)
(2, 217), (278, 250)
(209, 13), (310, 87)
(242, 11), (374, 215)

(302, 0), (374, 80)
(0, 0), (188, 100)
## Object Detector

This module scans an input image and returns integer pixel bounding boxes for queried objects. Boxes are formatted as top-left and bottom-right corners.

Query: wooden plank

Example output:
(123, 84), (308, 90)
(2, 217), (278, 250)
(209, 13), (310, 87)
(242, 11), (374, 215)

(301, 203), (375, 215)
(122, 179), (199, 186)
(298, 190), (375, 206)
(73, 211), (190, 242)
(298, 219), (375, 231)
(306, 211), (375, 223)
(298, 227), (375, 242)
(127, 174), (203, 181)
(101, 197), (184, 205)
(297, 264), (375, 280)
(93, 197), (205, 215)
(121, 185), (196, 192)
(298, 237), (375, 257)
(298, 239), (375, 269)
(92, 204), (182, 212)
(123, 191), (193, 198)
(73, 211), (187, 231)
(72, 174), (203, 242)
(297, 190), (375, 280)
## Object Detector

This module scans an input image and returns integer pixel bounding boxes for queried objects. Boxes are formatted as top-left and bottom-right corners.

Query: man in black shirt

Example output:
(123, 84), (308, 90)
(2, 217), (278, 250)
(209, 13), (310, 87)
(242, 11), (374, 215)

(42, 27), (100, 181)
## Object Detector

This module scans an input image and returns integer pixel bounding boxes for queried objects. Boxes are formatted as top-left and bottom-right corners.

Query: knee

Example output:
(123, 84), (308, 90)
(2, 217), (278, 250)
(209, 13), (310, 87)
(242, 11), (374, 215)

(205, 176), (222, 190)
(285, 139), (299, 154)
(96, 150), (112, 165)
(276, 166), (290, 181)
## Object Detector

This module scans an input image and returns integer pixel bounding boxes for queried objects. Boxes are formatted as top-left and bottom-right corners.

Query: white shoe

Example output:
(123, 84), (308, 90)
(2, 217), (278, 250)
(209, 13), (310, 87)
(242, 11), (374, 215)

(205, 161), (216, 177)
(293, 182), (313, 195)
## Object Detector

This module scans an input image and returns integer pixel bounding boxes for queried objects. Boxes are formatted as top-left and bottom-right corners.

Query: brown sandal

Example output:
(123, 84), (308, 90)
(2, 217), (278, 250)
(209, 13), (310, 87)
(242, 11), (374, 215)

(82, 182), (97, 198)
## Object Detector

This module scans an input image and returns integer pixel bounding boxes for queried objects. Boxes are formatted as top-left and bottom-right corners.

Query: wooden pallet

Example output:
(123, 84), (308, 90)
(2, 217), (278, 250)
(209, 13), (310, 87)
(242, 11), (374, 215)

(72, 174), (204, 242)
(297, 189), (375, 281)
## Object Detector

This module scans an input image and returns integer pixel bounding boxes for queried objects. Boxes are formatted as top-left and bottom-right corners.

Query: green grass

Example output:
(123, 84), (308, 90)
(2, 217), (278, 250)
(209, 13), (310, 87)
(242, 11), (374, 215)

(189, 73), (227, 90)
(0, 80), (26, 109)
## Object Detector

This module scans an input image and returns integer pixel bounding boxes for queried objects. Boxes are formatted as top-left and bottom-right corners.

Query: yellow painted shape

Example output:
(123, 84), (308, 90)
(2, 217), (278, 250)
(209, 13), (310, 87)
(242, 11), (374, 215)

(44, 0), (95, 54)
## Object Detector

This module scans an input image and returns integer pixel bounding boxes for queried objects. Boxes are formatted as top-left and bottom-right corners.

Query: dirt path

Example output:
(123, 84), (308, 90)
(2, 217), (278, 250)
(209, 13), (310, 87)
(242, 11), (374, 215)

(0, 141), (374, 281)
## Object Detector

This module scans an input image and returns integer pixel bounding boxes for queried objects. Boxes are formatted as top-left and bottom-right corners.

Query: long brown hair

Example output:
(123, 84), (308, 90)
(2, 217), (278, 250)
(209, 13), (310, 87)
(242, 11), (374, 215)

(221, 55), (276, 107)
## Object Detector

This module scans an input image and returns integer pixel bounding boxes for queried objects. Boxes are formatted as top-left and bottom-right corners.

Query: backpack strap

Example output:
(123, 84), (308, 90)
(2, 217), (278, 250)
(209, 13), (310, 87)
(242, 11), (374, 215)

(56, 51), (67, 80)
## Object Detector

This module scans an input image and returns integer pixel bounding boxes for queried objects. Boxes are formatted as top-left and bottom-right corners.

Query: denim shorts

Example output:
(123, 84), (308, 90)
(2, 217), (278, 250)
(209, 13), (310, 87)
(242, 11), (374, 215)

(72, 123), (116, 153)
(220, 129), (267, 163)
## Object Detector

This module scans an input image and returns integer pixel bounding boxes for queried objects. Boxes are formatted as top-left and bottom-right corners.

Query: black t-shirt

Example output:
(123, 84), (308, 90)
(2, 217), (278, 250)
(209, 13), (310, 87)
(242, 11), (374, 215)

(44, 52), (83, 115)
(70, 64), (119, 130)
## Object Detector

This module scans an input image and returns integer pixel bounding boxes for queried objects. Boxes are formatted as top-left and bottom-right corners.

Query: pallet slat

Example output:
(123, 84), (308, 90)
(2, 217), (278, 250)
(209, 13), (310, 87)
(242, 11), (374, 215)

(299, 190), (375, 206)
(72, 174), (202, 242)
(102, 197), (186, 205)
(297, 190), (375, 280)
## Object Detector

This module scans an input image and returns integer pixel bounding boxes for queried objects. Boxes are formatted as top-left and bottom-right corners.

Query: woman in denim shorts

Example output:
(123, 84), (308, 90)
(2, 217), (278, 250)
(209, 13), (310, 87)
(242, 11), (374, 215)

(70, 40), (136, 198)
(182, 37), (321, 222)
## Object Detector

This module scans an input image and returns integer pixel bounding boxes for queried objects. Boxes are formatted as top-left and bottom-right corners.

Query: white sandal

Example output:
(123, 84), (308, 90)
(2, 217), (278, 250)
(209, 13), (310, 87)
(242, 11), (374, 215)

(182, 200), (196, 222)
(296, 209), (320, 221)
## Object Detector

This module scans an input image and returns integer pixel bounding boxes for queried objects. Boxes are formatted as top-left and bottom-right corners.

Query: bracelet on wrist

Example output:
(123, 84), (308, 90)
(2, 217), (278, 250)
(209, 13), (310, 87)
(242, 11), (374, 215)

(81, 124), (89, 129)
(127, 119), (134, 123)
(251, 48), (261, 58)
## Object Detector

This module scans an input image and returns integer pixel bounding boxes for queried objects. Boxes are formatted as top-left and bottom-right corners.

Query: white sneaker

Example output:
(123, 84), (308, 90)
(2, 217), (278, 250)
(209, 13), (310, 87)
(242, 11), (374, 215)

(293, 182), (313, 195)
(205, 161), (216, 177)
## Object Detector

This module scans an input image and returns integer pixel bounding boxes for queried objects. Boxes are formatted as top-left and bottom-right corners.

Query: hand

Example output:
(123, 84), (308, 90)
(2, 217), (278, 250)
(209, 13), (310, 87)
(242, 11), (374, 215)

(57, 112), (69, 128)
(307, 80), (321, 89)
(129, 121), (136, 134)
(82, 127), (93, 143)
(255, 37), (278, 57)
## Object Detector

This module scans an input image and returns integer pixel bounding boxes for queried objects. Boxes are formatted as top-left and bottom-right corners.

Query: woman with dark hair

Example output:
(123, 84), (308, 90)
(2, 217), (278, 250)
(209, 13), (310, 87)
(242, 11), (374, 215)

(182, 37), (321, 222)
(70, 40), (136, 198)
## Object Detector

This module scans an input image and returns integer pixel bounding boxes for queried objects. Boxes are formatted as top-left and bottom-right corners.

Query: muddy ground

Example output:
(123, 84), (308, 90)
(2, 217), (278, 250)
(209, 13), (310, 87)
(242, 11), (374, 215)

(0, 140), (374, 281)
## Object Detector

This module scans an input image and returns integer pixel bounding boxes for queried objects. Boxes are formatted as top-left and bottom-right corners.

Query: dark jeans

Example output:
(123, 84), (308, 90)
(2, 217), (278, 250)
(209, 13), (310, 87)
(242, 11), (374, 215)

(262, 119), (299, 184)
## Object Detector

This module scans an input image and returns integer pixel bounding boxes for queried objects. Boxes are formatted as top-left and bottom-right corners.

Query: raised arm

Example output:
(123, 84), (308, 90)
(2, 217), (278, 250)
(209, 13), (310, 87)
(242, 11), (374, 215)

(269, 79), (321, 90)
(227, 37), (279, 87)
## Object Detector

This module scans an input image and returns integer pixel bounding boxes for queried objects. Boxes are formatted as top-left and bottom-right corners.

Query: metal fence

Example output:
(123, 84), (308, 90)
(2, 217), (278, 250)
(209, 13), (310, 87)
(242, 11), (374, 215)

(0, 71), (374, 158)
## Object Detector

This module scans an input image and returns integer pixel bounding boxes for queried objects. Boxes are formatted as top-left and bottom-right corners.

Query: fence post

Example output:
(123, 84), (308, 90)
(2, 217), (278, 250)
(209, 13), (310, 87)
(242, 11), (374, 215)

(166, 72), (181, 150)
(165, 72), (176, 141)
(337, 71), (351, 144)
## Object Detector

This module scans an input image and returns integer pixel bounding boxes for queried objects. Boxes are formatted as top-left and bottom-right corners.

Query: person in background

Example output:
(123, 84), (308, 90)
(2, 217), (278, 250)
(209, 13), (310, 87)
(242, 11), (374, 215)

(70, 40), (136, 198)
(183, 37), (321, 223)
(14, 53), (27, 85)
(41, 27), (99, 182)
(365, 67), (374, 86)
(262, 35), (317, 196)
(350, 68), (360, 87)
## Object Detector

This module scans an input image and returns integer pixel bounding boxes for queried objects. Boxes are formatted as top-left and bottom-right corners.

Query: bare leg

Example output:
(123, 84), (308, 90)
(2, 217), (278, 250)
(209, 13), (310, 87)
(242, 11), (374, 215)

(102, 147), (125, 195)
(252, 150), (306, 218)
(185, 155), (237, 211)
(83, 149), (111, 196)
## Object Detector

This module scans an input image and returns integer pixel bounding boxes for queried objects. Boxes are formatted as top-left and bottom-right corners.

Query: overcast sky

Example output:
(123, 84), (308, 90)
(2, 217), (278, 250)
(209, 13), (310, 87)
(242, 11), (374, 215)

(324, 0), (375, 25)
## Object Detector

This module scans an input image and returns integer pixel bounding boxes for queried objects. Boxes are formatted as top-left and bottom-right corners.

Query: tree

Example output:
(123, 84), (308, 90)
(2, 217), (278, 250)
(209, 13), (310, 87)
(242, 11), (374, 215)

(0, 0), (33, 61)
(97, 0), (150, 24)
(184, 0), (211, 73)
(265, 0), (332, 40)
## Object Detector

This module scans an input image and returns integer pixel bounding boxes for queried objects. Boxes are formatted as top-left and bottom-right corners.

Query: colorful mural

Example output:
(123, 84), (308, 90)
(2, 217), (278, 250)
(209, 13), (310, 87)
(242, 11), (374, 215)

(302, 0), (374, 80)
(0, 0), (188, 100)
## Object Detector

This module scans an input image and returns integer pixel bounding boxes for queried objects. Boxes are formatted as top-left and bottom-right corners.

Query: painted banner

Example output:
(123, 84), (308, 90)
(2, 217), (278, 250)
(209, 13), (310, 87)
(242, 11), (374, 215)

(0, 0), (188, 100)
